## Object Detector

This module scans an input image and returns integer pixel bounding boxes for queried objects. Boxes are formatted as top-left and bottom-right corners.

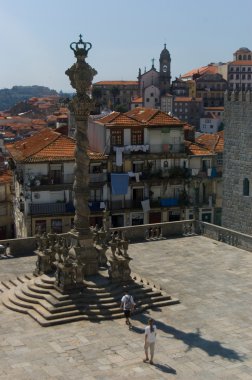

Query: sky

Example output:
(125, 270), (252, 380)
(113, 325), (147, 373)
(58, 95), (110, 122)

(0, 0), (252, 93)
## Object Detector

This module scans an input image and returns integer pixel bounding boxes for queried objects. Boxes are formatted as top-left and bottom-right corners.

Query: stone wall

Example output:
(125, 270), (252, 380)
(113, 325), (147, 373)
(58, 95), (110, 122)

(0, 237), (36, 257)
(196, 221), (252, 252)
(222, 91), (252, 234)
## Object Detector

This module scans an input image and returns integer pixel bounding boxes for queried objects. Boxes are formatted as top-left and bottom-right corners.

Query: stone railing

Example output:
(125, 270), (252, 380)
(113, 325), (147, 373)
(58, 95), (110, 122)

(195, 221), (252, 252)
(111, 220), (195, 242)
(0, 237), (37, 257)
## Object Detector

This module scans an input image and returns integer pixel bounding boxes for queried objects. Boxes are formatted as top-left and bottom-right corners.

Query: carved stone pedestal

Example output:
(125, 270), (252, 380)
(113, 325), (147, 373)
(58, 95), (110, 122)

(68, 231), (98, 276)
(34, 251), (53, 276)
(108, 255), (132, 283)
(54, 261), (84, 293)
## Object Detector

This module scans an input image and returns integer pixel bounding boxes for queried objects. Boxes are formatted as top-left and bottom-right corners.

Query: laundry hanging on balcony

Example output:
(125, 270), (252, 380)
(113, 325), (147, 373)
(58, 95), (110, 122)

(141, 199), (150, 212)
(111, 173), (129, 195)
(113, 147), (124, 166)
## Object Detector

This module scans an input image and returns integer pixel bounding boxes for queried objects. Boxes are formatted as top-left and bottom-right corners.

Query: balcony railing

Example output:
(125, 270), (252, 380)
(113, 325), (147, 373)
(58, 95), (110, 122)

(108, 199), (143, 210)
(109, 143), (185, 155)
(29, 202), (75, 215)
(89, 172), (108, 183)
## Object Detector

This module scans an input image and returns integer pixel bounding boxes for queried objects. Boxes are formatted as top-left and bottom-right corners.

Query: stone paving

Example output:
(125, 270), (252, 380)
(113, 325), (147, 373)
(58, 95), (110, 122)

(1, 235), (252, 379)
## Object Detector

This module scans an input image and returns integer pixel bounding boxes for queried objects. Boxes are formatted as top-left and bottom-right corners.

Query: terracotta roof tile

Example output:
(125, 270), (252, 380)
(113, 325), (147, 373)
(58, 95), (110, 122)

(126, 107), (184, 126)
(181, 65), (218, 79)
(94, 81), (138, 86)
(185, 141), (212, 156)
(6, 128), (75, 163)
(230, 60), (252, 65)
(98, 112), (120, 124)
(195, 132), (224, 153)
(105, 114), (143, 127)
(131, 97), (143, 103)
(6, 128), (108, 163)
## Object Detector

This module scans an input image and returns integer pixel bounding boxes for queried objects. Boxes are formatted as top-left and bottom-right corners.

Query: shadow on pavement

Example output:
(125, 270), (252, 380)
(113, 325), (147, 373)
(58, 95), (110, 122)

(154, 363), (176, 374)
(135, 313), (246, 362)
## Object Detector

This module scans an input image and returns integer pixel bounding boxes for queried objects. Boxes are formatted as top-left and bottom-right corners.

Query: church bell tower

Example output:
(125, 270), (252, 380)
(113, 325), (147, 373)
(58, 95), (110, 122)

(159, 44), (171, 95)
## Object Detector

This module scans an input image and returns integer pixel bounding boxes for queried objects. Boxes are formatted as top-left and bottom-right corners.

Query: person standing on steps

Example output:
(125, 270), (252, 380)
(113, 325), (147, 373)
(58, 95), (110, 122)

(120, 290), (135, 328)
(143, 318), (157, 364)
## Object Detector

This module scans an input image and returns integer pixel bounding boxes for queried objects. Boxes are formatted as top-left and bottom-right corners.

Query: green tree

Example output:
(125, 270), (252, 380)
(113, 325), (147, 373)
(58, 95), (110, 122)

(110, 86), (120, 110)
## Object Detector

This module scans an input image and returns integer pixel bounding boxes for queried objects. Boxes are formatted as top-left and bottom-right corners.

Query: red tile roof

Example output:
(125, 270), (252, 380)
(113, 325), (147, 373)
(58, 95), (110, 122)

(94, 81), (138, 86)
(6, 128), (108, 163)
(185, 141), (212, 156)
(230, 60), (252, 65)
(99, 107), (185, 128)
(196, 131), (224, 153)
(181, 65), (218, 79)
(185, 131), (224, 156)
(131, 97), (143, 103)
(6, 128), (75, 163)
(98, 112), (120, 124)
(126, 107), (184, 126)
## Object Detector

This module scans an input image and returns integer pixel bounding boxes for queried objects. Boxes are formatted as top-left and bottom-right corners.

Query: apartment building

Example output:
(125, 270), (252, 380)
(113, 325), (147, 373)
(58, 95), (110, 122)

(7, 128), (108, 237)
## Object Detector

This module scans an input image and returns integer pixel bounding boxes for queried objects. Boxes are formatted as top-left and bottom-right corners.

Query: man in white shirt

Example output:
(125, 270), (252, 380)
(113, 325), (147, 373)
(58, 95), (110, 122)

(121, 291), (135, 328)
(144, 318), (157, 364)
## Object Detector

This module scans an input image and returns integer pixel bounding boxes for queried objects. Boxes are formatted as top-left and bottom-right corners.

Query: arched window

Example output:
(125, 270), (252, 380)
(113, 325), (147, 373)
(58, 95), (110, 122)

(243, 178), (250, 196)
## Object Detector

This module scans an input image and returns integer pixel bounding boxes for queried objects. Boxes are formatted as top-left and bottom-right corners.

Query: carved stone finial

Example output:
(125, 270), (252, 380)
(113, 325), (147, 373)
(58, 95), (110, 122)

(70, 34), (92, 59)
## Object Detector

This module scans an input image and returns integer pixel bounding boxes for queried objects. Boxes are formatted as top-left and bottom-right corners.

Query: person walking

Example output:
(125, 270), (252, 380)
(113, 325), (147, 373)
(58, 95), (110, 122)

(121, 290), (135, 328)
(143, 318), (157, 364)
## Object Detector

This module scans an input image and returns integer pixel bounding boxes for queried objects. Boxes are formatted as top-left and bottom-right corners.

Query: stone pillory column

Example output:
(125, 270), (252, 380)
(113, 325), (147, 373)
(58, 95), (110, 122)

(65, 34), (98, 275)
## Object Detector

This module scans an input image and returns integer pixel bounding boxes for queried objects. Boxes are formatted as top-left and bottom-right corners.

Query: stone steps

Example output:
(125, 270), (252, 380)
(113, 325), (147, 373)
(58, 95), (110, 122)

(2, 273), (180, 327)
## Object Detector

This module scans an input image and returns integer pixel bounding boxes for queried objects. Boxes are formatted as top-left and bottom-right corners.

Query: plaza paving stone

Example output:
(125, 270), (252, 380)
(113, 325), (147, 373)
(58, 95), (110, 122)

(0, 235), (252, 379)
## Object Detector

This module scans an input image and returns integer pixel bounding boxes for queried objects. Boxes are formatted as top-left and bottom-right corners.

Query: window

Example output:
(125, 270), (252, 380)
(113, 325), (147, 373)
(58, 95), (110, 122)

(150, 93), (154, 97)
(242, 74), (245, 79)
(242, 67), (246, 72)
(236, 74), (239, 79)
(248, 74), (251, 79)
(217, 153), (223, 165)
(248, 67), (251, 72)
(111, 129), (123, 146)
(90, 189), (102, 201)
(131, 129), (144, 145)
(230, 67), (234, 72)
(236, 67), (239, 72)
(51, 219), (62, 233)
(133, 161), (144, 172)
(49, 164), (62, 184)
(35, 220), (46, 234)
(243, 178), (250, 196)
(146, 98), (150, 102)
(229, 74), (233, 80)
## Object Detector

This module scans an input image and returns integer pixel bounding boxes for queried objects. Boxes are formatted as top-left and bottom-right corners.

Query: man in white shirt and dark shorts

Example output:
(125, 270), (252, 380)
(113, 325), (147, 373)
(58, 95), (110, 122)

(121, 291), (135, 328)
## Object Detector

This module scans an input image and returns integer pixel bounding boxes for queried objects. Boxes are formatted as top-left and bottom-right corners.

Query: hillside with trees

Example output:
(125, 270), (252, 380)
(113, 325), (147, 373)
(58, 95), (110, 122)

(0, 85), (58, 111)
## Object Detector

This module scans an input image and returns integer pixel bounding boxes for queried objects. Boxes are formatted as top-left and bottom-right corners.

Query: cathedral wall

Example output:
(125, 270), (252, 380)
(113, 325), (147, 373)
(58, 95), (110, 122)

(222, 91), (252, 234)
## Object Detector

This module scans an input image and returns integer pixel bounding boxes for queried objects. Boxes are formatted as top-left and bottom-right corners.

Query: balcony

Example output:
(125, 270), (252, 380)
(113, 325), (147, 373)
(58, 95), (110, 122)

(88, 201), (106, 212)
(160, 198), (179, 207)
(108, 199), (143, 210)
(89, 172), (108, 183)
(30, 174), (74, 190)
(29, 202), (75, 215)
